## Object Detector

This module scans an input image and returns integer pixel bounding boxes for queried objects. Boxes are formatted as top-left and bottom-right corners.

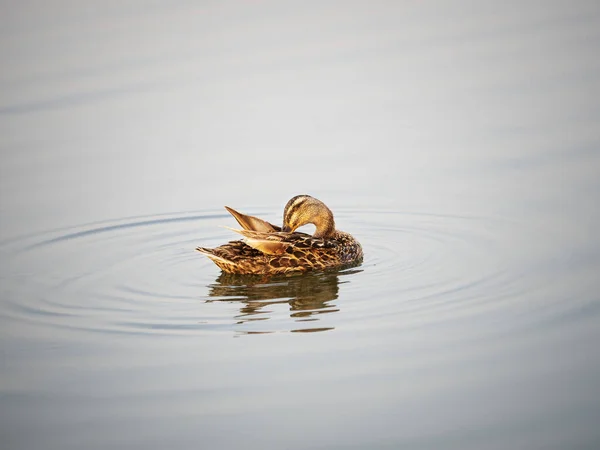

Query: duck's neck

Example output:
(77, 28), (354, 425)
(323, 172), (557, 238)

(313, 216), (335, 239)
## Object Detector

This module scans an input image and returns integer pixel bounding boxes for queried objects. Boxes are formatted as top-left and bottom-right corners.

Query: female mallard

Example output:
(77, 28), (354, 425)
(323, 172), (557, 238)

(196, 195), (363, 275)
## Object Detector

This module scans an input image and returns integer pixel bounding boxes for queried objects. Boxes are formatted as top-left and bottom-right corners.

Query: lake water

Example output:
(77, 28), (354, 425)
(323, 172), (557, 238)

(1, 2), (600, 449)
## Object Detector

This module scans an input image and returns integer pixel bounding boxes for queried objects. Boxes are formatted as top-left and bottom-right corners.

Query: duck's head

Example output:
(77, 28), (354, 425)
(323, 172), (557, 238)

(282, 195), (335, 238)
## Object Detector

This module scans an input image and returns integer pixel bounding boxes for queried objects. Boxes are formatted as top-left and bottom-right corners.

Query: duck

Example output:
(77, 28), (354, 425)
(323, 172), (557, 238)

(196, 195), (363, 275)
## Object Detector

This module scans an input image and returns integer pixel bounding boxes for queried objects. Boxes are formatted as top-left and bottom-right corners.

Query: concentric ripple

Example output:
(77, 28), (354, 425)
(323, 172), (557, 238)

(0, 208), (555, 337)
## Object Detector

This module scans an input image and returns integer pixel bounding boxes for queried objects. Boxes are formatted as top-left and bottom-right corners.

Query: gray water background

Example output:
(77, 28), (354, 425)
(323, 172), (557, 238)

(1, 1), (600, 449)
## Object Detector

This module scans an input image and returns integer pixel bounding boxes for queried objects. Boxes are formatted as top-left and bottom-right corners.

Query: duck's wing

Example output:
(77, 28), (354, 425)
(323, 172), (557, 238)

(224, 206), (281, 232)
(224, 227), (291, 255)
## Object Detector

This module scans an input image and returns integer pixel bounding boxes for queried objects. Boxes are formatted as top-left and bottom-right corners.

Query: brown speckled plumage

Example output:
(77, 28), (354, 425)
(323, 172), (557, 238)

(196, 195), (363, 275)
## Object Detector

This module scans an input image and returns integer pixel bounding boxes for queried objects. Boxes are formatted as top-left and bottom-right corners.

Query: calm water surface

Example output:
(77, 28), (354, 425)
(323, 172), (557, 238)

(1, 2), (600, 449)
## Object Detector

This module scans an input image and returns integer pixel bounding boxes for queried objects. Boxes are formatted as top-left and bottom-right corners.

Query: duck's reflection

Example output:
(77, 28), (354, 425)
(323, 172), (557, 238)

(206, 268), (361, 333)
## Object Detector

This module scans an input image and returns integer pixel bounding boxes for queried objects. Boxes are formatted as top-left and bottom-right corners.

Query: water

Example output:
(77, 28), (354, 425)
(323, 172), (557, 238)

(1, 2), (600, 449)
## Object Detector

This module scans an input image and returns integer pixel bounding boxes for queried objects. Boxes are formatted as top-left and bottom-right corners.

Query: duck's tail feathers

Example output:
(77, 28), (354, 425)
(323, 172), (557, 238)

(195, 247), (235, 265)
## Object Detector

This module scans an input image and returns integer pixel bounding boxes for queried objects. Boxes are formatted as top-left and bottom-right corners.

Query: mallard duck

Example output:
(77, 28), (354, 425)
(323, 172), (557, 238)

(196, 195), (363, 275)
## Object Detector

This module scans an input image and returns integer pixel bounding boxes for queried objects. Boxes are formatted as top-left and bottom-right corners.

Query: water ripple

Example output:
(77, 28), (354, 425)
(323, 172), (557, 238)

(0, 208), (554, 337)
